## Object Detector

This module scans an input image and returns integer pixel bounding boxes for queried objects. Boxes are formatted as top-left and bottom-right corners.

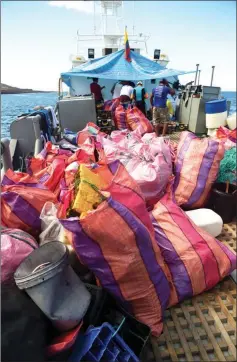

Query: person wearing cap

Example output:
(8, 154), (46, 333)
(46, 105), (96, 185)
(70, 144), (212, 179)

(150, 78), (175, 136)
(132, 81), (149, 115)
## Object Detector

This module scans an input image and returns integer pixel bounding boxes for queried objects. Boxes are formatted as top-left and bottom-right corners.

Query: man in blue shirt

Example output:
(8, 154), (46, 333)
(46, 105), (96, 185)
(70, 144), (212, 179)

(150, 78), (174, 136)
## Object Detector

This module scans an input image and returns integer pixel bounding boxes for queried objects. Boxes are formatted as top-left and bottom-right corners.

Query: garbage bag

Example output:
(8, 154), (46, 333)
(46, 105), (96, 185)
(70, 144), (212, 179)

(1, 184), (57, 236)
(173, 131), (225, 209)
(60, 195), (170, 337)
(2, 282), (49, 362)
(39, 202), (65, 245)
(1, 228), (38, 283)
(151, 192), (236, 306)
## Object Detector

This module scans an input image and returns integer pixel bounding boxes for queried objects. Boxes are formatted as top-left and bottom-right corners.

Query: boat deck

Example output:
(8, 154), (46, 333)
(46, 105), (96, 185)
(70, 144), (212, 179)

(143, 222), (236, 362)
(142, 130), (236, 361)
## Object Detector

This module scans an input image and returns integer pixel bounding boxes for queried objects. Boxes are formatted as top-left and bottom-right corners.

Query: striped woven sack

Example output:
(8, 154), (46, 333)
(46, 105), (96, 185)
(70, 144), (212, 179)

(60, 194), (170, 337)
(1, 185), (57, 236)
(114, 105), (128, 130)
(3, 159), (67, 198)
(93, 160), (155, 236)
(173, 131), (225, 209)
(126, 106), (153, 134)
(151, 192), (236, 307)
(76, 123), (107, 147)
(26, 142), (72, 175)
(104, 98), (120, 112)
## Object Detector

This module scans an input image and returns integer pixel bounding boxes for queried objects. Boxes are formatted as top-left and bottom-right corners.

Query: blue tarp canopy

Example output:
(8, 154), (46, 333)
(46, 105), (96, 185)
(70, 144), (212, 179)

(61, 49), (195, 87)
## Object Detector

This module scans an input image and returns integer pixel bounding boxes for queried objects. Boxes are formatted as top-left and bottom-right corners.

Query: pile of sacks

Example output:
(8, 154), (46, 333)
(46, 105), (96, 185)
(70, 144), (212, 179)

(1, 122), (237, 343)
(104, 98), (153, 134)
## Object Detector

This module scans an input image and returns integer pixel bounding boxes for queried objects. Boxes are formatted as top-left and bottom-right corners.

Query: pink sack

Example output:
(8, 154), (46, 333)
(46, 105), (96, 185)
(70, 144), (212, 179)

(127, 153), (172, 204)
(1, 228), (38, 283)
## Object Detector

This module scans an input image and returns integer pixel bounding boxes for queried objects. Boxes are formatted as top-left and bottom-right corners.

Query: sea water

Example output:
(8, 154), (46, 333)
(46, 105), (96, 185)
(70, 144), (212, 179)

(1, 91), (236, 139)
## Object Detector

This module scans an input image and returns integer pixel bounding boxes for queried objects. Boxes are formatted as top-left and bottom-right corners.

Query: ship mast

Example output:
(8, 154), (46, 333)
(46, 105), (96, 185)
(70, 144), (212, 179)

(100, 0), (123, 35)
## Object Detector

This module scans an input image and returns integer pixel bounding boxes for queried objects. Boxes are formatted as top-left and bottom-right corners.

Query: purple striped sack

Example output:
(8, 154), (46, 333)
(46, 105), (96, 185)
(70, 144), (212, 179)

(114, 105), (128, 130)
(60, 196), (170, 337)
(173, 131), (225, 209)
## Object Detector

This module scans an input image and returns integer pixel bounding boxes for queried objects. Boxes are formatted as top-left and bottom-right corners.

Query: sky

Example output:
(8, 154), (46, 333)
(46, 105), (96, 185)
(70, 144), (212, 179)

(1, 1), (236, 91)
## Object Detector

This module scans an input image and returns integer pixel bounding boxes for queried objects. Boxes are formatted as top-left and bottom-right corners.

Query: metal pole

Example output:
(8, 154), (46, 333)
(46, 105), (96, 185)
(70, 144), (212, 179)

(1, 138), (13, 179)
(93, 1), (96, 34)
(194, 64), (199, 86)
(210, 66), (215, 86)
(197, 70), (201, 85)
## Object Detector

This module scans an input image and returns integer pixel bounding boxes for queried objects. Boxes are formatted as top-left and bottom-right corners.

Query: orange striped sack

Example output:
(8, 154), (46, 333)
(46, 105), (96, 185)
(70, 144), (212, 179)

(173, 131), (224, 209)
(91, 160), (155, 236)
(126, 106), (153, 134)
(60, 193), (170, 337)
(114, 105), (128, 130)
(151, 192), (236, 306)
(1, 184), (57, 236)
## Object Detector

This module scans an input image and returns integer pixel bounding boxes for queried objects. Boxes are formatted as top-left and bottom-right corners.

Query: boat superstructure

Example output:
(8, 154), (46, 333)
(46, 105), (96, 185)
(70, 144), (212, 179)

(70, 0), (169, 69)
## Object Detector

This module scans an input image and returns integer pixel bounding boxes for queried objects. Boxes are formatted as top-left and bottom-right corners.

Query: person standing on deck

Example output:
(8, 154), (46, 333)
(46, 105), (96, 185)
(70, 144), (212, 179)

(111, 81), (123, 99)
(132, 81), (149, 115)
(90, 78), (105, 105)
(150, 78), (175, 136)
(119, 81), (134, 108)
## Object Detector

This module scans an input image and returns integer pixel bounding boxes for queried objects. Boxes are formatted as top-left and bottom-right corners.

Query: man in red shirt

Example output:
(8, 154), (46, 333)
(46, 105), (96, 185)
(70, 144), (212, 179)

(90, 78), (105, 104)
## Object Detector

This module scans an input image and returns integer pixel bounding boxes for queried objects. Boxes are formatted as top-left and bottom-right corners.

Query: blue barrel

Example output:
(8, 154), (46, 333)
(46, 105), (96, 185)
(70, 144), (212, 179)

(205, 99), (227, 114)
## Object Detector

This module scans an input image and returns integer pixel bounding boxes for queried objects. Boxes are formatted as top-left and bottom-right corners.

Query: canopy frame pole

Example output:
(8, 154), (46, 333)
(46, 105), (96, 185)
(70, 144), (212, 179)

(210, 66), (215, 86)
(197, 70), (201, 85)
(194, 64), (199, 86)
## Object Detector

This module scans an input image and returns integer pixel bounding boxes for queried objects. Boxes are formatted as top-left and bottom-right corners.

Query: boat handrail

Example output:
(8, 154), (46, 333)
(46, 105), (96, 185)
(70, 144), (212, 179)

(1, 138), (13, 179)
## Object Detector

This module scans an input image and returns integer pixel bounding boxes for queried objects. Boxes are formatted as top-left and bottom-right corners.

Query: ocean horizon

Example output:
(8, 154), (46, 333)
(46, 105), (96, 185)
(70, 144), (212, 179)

(1, 90), (236, 139)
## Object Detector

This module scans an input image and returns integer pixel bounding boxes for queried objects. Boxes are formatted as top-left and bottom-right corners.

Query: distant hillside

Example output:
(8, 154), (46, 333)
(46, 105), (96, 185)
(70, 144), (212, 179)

(1, 83), (54, 94)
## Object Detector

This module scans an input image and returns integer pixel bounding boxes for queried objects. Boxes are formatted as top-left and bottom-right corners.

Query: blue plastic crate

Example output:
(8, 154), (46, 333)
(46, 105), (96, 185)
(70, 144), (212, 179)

(69, 322), (139, 362)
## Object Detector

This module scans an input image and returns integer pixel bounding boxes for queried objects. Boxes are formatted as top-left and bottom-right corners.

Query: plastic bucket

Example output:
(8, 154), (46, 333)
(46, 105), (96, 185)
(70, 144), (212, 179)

(14, 242), (91, 332)
(209, 183), (237, 223)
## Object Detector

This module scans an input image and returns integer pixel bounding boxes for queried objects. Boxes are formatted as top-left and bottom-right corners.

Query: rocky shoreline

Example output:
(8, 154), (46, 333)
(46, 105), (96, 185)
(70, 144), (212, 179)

(1, 83), (54, 94)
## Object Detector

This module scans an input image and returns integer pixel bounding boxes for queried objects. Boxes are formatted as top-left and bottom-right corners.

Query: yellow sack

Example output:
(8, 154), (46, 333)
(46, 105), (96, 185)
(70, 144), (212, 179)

(166, 99), (174, 116)
(72, 165), (107, 219)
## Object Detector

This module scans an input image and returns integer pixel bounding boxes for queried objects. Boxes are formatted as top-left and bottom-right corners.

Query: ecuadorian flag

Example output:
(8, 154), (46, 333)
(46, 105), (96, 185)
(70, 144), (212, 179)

(124, 26), (131, 62)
